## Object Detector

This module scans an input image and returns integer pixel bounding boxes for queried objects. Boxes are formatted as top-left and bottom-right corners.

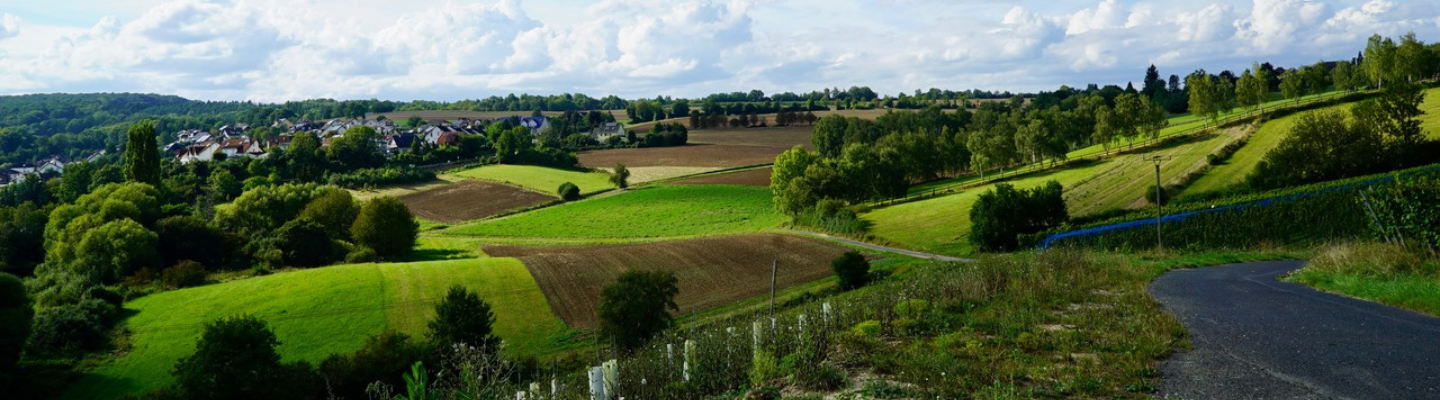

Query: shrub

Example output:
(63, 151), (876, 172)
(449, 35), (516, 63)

(851, 320), (881, 337)
(598, 270), (678, 350)
(427, 286), (501, 354)
(748, 350), (783, 387)
(319, 332), (433, 400)
(969, 181), (1068, 252)
(557, 182), (581, 201)
(161, 260), (207, 289)
(351, 197), (419, 259)
(610, 163), (630, 189)
(1147, 184), (1170, 206)
(345, 247), (378, 264)
(172, 315), (322, 400)
(832, 251), (870, 291)
(0, 273), (30, 372)
(276, 218), (340, 268)
(325, 167), (435, 189)
(25, 299), (116, 358)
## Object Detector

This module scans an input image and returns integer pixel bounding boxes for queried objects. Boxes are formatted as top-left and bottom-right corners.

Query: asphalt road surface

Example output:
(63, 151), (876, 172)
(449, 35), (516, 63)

(1151, 261), (1440, 400)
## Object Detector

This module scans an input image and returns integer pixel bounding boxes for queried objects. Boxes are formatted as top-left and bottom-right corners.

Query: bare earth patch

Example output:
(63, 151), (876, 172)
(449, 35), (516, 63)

(484, 233), (849, 328)
(673, 168), (773, 187)
(578, 126), (813, 169)
(397, 180), (554, 224)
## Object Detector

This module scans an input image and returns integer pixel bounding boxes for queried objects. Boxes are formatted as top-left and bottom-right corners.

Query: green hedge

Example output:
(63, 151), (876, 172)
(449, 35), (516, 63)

(325, 167), (436, 189)
(1033, 164), (1440, 251)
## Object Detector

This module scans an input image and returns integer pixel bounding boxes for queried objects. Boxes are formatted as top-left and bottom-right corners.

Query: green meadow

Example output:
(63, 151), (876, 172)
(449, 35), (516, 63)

(63, 258), (573, 400)
(443, 184), (786, 239)
(451, 164), (616, 194)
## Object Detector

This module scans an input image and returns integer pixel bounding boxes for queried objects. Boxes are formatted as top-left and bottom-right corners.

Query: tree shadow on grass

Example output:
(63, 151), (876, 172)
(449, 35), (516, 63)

(401, 248), (473, 262)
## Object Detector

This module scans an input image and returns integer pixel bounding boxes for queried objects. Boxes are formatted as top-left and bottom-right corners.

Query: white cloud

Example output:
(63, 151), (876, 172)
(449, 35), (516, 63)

(2, 0), (1440, 101)
(0, 13), (19, 40)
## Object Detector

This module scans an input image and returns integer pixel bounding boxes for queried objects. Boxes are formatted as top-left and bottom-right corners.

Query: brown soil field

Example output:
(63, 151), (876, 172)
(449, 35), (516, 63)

(484, 234), (849, 328)
(578, 126), (812, 169)
(397, 180), (554, 223)
(371, 110), (628, 123)
(673, 168), (773, 187)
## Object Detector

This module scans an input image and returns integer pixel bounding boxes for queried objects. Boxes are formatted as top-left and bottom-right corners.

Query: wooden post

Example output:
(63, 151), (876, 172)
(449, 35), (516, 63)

(769, 259), (777, 317)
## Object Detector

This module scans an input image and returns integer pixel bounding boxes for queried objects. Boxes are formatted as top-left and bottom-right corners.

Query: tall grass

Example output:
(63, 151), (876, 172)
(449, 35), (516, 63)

(1288, 241), (1440, 316)
(413, 250), (1193, 399)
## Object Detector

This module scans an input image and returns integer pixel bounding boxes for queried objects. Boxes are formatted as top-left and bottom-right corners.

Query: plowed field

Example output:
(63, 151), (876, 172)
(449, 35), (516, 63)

(673, 168), (773, 187)
(578, 126), (813, 169)
(397, 180), (553, 223)
(484, 234), (849, 328)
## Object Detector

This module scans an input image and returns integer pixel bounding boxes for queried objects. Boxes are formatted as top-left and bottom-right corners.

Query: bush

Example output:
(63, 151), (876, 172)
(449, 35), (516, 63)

(795, 199), (870, 236)
(969, 181), (1068, 252)
(1147, 184), (1170, 206)
(427, 286), (501, 354)
(319, 332), (433, 400)
(832, 251), (870, 291)
(0, 273), (30, 372)
(345, 247), (378, 264)
(325, 167), (435, 189)
(172, 315), (321, 400)
(161, 260), (207, 289)
(557, 182), (581, 201)
(276, 218), (340, 268)
(25, 299), (116, 358)
(598, 270), (678, 350)
(351, 197), (419, 259)
(610, 163), (630, 189)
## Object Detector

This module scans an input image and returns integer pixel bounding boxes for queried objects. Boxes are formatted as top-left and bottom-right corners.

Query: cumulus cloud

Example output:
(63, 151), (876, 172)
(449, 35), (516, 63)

(3, 0), (1440, 101)
(0, 13), (18, 40)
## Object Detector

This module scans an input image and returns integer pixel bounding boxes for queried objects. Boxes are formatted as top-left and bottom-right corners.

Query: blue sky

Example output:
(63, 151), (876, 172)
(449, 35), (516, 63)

(0, 0), (1436, 102)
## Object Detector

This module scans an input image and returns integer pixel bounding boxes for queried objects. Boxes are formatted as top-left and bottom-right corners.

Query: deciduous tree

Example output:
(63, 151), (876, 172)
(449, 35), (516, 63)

(597, 270), (679, 351)
(351, 197), (418, 259)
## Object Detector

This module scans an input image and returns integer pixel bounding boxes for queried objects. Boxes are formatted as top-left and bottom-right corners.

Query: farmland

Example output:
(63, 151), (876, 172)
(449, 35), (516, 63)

(443, 184), (785, 239)
(397, 180), (555, 223)
(578, 126), (813, 169)
(863, 161), (1111, 256)
(1064, 127), (1246, 216)
(62, 258), (572, 400)
(450, 164), (615, 194)
(673, 167), (773, 187)
(483, 233), (849, 328)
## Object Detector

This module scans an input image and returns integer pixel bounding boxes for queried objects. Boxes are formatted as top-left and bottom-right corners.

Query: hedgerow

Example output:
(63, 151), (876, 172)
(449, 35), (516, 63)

(1033, 164), (1440, 250)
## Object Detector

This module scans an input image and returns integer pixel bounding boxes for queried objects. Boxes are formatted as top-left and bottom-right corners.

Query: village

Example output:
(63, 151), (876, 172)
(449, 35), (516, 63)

(3, 113), (629, 185)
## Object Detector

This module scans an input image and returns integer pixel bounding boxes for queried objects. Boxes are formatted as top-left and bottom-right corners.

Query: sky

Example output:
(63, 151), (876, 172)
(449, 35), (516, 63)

(0, 0), (1436, 103)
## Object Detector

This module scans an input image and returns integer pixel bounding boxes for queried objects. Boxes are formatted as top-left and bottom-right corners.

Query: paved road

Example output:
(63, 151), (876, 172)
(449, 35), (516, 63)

(778, 229), (972, 262)
(1151, 261), (1440, 400)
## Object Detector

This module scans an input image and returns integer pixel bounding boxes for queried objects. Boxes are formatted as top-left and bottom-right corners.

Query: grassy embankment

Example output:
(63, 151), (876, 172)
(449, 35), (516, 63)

(63, 256), (575, 400)
(1183, 86), (1440, 197)
(578, 248), (1302, 400)
(1287, 242), (1440, 316)
(450, 164), (616, 195)
(442, 184), (785, 241)
(865, 127), (1238, 257)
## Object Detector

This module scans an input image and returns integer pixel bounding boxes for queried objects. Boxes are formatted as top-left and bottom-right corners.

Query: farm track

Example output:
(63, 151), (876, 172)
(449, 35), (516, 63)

(779, 229), (970, 262)
(484, 233), (849, 328)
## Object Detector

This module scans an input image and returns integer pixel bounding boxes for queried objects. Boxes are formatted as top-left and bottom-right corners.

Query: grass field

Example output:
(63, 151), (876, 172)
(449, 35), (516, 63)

(1065, 128), (1245, 215)
(863, 162), (1109, 256)
(484, 233), (849, 328)
(397, 180), (555, 223)
(450, 164), (615, 194)
(444, 184), (784, 239)
(63, 258), (572, 400)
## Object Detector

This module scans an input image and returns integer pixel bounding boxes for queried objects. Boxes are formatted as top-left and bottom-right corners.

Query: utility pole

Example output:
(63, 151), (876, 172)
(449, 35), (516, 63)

(1146, 155), (1173, 251)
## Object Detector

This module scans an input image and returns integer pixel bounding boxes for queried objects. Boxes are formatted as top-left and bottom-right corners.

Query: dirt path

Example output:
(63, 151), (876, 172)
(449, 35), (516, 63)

(1151, 261), (1440, 399)
(778, 229), (972, 262)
